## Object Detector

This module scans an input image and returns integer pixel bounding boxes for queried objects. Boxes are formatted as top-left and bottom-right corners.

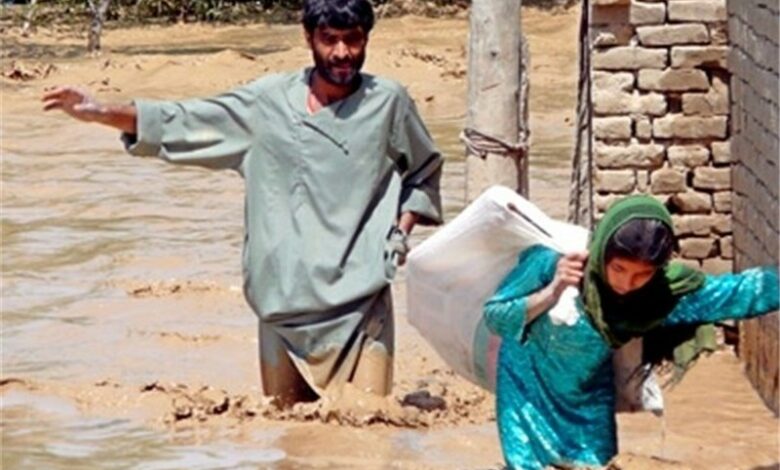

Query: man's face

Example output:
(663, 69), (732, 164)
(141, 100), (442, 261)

(307, 26), (367, 86)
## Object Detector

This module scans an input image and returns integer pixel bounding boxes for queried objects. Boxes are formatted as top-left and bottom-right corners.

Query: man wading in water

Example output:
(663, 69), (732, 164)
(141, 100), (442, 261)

(43, 0), (443, 406)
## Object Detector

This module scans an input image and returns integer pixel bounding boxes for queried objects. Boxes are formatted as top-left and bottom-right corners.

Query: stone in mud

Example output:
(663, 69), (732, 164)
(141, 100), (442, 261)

(171, 396), (194, 421)
(401, 390), (447, 412)
(200, 388), (230, 415)
(140, 381), (165, 392)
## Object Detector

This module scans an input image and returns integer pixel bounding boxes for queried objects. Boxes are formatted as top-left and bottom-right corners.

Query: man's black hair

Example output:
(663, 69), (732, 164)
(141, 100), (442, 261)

(302, 0), (375, 34)
(604, 218), (676, 266)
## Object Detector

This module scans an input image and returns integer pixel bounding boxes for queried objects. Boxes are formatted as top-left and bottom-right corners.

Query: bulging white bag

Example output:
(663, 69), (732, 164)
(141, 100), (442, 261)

(406, 186), (663, 414)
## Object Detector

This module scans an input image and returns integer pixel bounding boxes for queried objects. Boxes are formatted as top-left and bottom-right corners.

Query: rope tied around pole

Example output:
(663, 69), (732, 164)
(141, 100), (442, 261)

(459, 127), (529, 160)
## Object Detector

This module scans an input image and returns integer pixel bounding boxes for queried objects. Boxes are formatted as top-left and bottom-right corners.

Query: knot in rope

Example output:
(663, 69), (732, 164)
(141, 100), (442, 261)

(459, 127), (528, 160)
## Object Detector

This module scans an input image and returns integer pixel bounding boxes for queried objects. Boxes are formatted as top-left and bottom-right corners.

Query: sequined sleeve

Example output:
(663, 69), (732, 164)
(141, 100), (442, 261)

(483, 245), (559, 340)
(663, 267), (779, 326)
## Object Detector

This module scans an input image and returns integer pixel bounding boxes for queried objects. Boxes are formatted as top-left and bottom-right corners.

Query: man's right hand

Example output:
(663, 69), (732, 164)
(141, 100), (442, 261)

(42, 86), (103, 122)
(42, 86), (138, 134)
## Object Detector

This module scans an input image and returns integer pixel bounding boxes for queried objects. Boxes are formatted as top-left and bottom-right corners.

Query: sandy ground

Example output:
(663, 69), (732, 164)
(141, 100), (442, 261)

(2, 6), (778, 469)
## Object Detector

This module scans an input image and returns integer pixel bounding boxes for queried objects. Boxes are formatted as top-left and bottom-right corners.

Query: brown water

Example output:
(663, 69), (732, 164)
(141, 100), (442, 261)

(2, 8), (778, 470)
(2, 108), (504, 468)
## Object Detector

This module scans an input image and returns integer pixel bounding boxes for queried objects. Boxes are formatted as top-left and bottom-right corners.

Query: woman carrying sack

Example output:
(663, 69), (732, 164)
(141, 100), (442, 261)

(484, 195), (779, 469)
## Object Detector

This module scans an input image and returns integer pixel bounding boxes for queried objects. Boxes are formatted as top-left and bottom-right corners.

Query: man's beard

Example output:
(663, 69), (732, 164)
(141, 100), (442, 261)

(313, 50), (365, 86)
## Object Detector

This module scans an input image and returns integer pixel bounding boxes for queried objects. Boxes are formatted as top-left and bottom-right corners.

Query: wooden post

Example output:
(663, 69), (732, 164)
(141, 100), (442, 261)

(87, 0), (111, 53)
(21, 0), (38, 37)
(464, 0), (529, 202)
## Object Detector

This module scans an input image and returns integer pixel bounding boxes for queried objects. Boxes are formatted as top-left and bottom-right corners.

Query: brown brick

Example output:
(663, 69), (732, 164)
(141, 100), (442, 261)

(679, 237), (717, 259)
(637, 24), (709, 46)
(708, 23), (728, 45)
(653, 115), (728, 139)
(593, 90), (667, 116)
(682, 75), (729, 116)
(668, 0), (727, 22)
(671, 45), (729, 69)
(595, 141), (666, 168)
(638, 68), (709, 92)
(711, 213), (732, 234)
(693, 166), (732, 190)
(702, 257), (733, 273)
(595, 169), (637, 193)
(635, 116), (653, 140)
(595, 193), (624, 212)
(593, 24), (636, 47)
(638, 170), (655, 192)
(593, 71), (635, 92)
(594, 47), (668, 70)
(594, 116), (633, 139)
(720, 236), (734, 258)
(673, 214), (717, 235)
(630, 1), (666, 25)
(667, 145), (710, 168)
(670, 191), (713, 213)
(710, 141), (732, 164)
(713, 191), (732, 212)
(651, 168), (688, 193)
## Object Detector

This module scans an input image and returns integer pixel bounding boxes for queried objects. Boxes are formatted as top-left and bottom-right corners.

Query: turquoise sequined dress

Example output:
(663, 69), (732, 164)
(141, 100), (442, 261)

(484, 245), (779, 469)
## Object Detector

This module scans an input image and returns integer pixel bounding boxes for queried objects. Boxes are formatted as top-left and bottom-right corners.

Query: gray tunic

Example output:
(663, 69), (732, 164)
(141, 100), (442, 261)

(123, 67), (442, 321)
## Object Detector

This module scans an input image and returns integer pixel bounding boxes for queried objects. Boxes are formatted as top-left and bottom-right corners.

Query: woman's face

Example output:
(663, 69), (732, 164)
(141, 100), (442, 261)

(604, 256), (657, 295)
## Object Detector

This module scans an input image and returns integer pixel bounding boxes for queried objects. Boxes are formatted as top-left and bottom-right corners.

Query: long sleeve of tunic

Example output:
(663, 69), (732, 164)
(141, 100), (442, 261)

(662, 267), (779, 326)
(121, 87), (254, 171)
(120, 69), (443, 320)
(485, 246), (779, 470)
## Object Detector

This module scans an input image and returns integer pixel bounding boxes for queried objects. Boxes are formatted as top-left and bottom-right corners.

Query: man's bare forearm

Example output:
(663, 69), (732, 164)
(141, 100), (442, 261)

(94, 104), (137, 134)
(42, 87), (138, 135)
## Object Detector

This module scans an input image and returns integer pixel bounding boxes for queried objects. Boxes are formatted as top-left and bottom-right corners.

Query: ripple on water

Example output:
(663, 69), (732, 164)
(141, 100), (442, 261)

(2, 391), (287, 469)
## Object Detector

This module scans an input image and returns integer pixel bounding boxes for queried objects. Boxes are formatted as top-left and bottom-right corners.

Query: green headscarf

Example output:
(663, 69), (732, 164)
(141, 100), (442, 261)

(583, 195), (716, 383)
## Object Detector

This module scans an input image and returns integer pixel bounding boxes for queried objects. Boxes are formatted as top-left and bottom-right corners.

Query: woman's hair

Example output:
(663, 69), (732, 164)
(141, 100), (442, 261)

(604, 218), (676, 266)
(302, 0), (375, 34)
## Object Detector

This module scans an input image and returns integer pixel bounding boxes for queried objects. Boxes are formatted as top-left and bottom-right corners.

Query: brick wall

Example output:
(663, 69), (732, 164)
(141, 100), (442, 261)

(728, 0), (779, 415)
(569, 0), (779, 414)
(583, 0), (734, 273)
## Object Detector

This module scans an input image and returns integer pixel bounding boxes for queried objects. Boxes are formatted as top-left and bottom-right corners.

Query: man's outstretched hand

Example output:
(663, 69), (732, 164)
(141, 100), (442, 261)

(42, 86), (137, 134)
(42, 86), (103, 122)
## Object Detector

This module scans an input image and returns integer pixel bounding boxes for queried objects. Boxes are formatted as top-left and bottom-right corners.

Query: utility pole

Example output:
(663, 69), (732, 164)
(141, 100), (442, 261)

(87, 0), (111, 53)
(463, 0), (529, 202)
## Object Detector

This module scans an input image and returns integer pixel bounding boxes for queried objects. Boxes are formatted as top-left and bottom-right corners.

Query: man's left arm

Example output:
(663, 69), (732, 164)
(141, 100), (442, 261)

(393, 95), (444, 235)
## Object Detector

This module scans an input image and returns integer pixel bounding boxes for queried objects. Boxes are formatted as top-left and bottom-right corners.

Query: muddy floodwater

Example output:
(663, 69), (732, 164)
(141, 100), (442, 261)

(2, 6), (778, 469)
